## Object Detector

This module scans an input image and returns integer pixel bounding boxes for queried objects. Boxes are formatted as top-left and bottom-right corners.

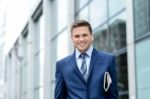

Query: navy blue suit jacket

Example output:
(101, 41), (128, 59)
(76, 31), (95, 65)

(55, 48), (118, 99)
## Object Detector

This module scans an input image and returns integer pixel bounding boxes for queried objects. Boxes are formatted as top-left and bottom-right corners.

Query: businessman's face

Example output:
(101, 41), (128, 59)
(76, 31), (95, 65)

(71, 26), (94, 53)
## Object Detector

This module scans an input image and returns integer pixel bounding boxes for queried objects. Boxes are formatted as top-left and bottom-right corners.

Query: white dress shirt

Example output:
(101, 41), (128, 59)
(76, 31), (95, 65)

(75, 45), (93, 75)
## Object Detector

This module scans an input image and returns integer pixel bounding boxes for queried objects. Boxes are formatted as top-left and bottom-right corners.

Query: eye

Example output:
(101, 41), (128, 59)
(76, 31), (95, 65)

(83, 34), (88, 37)
(74, 35), (80, 38)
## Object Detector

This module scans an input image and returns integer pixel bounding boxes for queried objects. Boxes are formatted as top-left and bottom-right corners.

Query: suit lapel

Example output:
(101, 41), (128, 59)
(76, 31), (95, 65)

(87, 48), (98, 82)
(70, 49), (99, 83)
(71, 52), (87, 83)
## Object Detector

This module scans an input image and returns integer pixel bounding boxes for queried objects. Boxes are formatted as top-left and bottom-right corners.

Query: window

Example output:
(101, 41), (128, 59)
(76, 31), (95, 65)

(109, 12), (127, 51)
(21, 31), (28, 99)
(75, 0), (89, 10)
(135, 37), (150, 99)
(90, 0), (107, 28)
(57, 29), (69, 60)
(33, 15), (44, 99)
(0, 44), (4, 83)
(77, 6), (89, 21)
(57, 0), (68, 32)
(108, 0), (126, 18)
(134, 0), (150, 38)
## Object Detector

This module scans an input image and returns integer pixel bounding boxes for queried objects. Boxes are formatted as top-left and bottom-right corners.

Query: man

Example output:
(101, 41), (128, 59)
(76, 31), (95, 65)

(55, 20), (118, 99)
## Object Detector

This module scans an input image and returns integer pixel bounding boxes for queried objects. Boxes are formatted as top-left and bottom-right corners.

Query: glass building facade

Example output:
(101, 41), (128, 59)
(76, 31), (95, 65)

(75, 0), (128, 98)
(133, 0), (150, 98)
(0, 0), (150, 99)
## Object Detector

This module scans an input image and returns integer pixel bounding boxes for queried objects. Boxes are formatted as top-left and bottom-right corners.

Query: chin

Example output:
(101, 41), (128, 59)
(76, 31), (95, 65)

(79, 49), (87, 53)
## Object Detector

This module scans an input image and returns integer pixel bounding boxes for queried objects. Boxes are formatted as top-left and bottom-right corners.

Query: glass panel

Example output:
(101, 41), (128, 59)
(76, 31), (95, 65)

(21, 35), (28, 99)
(116, 53), (128, 99)
(34, 17), (40, 87)
(21, 92), (27, 99)
(135, 37), (150, 99)
(57, 0), (68, 32)
(0, 46), (2, 79)
(34, 15), (44, 99)
(93, 11), (128, 99)
(90, 0), (107, 28)
(34, 89), (39, 99)
(39, 50), (44, 86)
(77, 6), (89, 22)
(133, 0), (150, 38)
(34, 22), (40, 53)
(24, 65), (27, 92)
(22, 36), (28, 63)
(0, 45), (4, 81)
(108, 0), (126, 17)
(34, 54), (40, 86)
(93, 24), (109, 52)
(79, 0), (89, 9)
(57, 30), (69, 61)
(138, 89), (150, 99)
(108, 12), (127, 52)
(34, 87), (44, 99)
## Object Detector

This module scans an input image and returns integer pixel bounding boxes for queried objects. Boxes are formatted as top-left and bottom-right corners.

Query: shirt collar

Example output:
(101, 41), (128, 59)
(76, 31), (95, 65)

(75, 45), (93, 59)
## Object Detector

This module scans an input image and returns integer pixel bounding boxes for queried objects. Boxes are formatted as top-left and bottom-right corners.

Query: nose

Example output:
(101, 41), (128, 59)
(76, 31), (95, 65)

(79, 36), (84, 41)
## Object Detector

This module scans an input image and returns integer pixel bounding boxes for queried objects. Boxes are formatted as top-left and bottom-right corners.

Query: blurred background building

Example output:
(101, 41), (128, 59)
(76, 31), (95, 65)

(0, 0), (150, 99)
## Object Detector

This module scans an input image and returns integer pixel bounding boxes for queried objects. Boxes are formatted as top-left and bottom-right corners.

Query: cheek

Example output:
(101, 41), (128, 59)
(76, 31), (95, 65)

(72, 39), (78, 44)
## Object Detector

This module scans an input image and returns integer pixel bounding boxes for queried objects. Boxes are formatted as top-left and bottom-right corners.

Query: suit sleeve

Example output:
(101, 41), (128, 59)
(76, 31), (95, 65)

(54, 61), (67, 99)
(107, 55), (118, 99)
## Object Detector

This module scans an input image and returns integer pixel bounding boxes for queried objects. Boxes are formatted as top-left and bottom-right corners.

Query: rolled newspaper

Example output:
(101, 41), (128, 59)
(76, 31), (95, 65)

(103, 72), (112, 92)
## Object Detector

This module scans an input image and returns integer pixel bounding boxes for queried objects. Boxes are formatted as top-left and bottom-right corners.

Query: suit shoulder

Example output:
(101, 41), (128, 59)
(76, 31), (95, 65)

(56, 54), (72, 64)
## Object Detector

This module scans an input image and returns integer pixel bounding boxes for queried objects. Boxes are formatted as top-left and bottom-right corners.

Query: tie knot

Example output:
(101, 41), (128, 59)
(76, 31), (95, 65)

(80, 53), (86, 59)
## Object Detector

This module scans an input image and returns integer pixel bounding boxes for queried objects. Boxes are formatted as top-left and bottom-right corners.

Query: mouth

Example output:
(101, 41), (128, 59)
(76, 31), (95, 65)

(78, 43), (86, 46)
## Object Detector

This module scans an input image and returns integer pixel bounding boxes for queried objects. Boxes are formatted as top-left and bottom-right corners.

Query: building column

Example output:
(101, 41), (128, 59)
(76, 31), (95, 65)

(67, 0), (75, 53)
(43, 0), (51, 98)
(126, 0), (137, 99)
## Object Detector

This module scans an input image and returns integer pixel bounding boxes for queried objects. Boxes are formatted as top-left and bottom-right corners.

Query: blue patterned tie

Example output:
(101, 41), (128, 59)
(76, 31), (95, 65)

(80, 53), (87, 80)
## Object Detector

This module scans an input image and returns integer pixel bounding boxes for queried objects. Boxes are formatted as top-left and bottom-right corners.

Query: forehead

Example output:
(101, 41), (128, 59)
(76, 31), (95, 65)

(72, 26), (90, 34)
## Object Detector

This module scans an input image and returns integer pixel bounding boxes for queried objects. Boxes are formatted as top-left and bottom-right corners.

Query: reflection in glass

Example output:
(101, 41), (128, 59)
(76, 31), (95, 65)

(108, 0), (126, 18)
(109, 12), (126, 52)
(93, 24), (109, 52)
(116, 53), (128, 99)
(57, 0), (68, 32)
(109, 19), (126, 52)
(90, 0), (107, 28)
(93, 12), (128, 99)
(76, 0), (89, 10)
(94, 19), (126, 53)
(76, 0), (128, 98)
(133, 0), (150, 38)
(77, 6), (89, 22)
